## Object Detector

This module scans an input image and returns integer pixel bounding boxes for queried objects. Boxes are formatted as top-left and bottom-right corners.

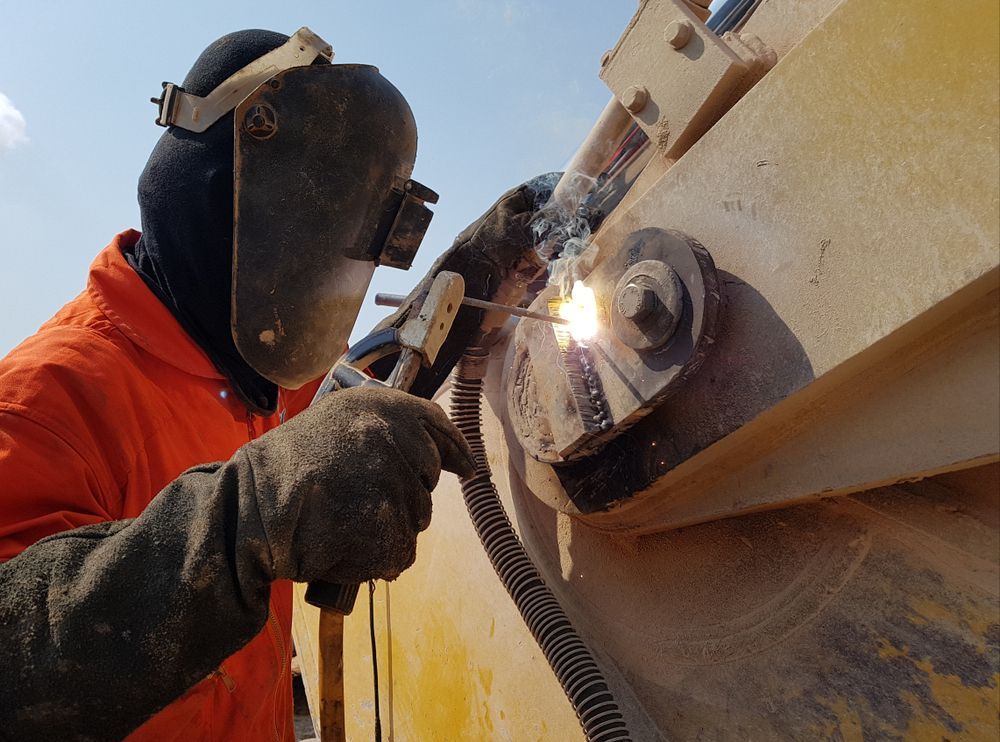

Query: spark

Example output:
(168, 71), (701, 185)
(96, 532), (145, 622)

(558, 280), (598, 342)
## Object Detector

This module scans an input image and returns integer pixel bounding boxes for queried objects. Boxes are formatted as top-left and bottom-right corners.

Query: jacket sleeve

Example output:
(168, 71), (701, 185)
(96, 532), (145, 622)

(0, 412), (116, 561)
(0, 413), (275, 742)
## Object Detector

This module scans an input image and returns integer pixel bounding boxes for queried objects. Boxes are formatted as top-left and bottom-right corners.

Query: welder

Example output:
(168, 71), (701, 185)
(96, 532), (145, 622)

(0, 28), (552, 740)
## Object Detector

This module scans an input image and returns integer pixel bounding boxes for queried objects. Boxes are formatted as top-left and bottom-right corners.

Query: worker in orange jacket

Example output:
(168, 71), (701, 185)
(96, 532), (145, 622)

(0, 28), (554, 740)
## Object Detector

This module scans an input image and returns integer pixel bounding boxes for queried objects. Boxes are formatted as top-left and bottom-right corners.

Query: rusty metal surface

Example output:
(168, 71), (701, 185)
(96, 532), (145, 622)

(503, 460), (1000, 740)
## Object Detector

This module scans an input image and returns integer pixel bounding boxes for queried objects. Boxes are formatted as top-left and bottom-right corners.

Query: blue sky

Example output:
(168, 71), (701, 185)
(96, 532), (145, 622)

(0, 1), (638, 355)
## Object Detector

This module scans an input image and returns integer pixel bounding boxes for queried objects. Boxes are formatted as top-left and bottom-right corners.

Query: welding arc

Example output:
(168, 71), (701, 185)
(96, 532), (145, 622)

(450, 348), (632, 742)
(374, 293), (571, 326)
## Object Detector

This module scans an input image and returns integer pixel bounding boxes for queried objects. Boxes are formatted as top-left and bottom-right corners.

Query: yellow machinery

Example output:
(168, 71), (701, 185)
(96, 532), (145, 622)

(295, 0), (1000, 738)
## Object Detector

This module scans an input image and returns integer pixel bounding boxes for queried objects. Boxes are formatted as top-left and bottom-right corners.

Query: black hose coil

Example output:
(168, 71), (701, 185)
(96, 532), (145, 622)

(450, 348), (632, 742)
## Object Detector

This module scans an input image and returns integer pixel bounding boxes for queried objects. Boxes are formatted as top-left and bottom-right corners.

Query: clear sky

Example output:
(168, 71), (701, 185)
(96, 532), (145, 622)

(0, 1), (641, 356)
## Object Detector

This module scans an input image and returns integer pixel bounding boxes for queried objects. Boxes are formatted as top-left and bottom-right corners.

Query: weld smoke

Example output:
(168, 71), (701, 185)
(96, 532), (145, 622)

(530, 171), (601, 296)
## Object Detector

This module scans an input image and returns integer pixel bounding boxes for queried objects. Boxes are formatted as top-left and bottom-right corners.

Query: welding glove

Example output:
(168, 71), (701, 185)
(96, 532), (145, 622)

(248, 386), (475, 583)
(370, 173), (561, 398)
(0, 387), (473, 742)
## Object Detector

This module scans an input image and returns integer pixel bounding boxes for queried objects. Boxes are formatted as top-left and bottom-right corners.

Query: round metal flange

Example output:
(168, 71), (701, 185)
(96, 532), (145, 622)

(504, 228), (720, 465)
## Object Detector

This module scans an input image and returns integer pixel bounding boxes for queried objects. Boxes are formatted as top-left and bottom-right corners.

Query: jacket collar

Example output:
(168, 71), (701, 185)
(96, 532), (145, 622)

(87, 230), (224, 380)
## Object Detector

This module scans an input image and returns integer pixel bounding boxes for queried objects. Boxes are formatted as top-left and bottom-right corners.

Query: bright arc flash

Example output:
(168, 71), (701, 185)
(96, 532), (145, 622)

(559, 281), (599, 342)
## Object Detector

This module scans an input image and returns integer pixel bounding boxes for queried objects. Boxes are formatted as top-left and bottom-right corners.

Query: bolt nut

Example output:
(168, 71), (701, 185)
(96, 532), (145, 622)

(617, 282), (658, 322)
(664, 20), (693, 50)
(611, 259), (685, 351)
(620, 85), (649, 113)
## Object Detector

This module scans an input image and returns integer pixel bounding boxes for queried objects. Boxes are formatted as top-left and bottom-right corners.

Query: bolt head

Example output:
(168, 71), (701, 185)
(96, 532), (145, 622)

(617, 282), (657, 322)
(664, 20), (693, 50)
(620, 85), (648, 114)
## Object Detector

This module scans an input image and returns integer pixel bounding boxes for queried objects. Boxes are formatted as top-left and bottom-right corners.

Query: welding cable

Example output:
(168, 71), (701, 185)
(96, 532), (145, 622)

(707, 0), (765, 34)
(602, 122), (641, 173)
(588, 125), (650, 215)
(368, 580), (383, 742)
(605, 135), (649, 180)
(450, 348), (632, 742)
(602, 123), (645, 175)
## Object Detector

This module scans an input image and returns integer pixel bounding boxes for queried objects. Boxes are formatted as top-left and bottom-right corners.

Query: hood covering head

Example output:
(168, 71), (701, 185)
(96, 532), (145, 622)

(130, 29), (434, 410)
(127, 30), (292, 414)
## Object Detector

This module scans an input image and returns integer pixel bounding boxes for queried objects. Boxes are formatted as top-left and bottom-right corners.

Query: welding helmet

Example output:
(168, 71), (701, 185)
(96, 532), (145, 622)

(151, 28), (436, 388)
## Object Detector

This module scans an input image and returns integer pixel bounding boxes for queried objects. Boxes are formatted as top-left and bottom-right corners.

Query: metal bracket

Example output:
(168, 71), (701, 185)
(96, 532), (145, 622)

(599, 0), (751, 160)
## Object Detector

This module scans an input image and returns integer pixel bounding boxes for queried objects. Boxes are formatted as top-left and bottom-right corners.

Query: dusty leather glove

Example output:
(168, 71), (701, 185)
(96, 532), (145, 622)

(0, 386), (473, 741)
(371, 173), (560, 398)
(246, 386), (475, 584)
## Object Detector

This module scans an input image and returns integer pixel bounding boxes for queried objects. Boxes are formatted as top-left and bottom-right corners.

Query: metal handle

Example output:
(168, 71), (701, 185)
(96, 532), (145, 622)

(304, 271), (466, 615)
(305, 580), (361, 615)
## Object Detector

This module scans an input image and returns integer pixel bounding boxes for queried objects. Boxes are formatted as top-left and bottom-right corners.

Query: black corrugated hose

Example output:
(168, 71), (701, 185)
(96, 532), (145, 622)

(450, 348), (632, 742)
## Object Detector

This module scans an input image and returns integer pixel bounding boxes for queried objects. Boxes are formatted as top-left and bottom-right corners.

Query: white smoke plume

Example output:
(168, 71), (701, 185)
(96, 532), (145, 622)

(532, 170), (601, 296)
(0, 93), (28, 152)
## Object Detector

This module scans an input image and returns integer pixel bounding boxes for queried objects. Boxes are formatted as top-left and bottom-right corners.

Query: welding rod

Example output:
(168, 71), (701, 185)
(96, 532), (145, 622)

(374, 292), (571, 326)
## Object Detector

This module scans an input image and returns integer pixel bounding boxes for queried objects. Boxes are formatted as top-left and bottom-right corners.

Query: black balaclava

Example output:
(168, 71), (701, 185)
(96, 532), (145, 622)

(127, 30), (290, 415)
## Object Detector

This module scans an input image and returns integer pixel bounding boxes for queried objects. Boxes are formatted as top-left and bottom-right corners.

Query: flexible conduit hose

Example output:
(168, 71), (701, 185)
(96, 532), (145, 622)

(450, 348), (632, 742)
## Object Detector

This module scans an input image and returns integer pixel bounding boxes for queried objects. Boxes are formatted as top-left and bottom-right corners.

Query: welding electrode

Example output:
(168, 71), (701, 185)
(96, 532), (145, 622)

(374, 293), (571, 326)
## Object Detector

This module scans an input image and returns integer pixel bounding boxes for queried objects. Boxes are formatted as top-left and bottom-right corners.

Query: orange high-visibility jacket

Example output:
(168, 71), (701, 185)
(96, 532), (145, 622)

(0, 230), (319, 740)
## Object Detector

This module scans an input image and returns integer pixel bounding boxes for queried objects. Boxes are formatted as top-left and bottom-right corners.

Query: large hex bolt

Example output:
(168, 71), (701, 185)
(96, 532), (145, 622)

(617, 281), (657, 322)
(620, 85), (649, 114)
(611, 261), (684, 350)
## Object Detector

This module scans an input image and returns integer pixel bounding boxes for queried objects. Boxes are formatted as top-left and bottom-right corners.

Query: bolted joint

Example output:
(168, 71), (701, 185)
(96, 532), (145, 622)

(620, 85), (649, 114)
(617, 281), (658, 321)
(611, 260), (685, 351)
(664, 20), (693, 50)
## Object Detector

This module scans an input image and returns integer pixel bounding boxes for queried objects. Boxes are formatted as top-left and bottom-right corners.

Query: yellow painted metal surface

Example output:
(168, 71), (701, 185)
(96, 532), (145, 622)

(338, 462), (584, 740)
(562, 0), (1000, 533)
(294, 443), (586, 741)
(293, 0), (1000, 738)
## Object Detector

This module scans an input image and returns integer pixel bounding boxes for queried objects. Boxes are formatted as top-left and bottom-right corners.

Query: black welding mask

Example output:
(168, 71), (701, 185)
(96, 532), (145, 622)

(152, 28), (436, 388)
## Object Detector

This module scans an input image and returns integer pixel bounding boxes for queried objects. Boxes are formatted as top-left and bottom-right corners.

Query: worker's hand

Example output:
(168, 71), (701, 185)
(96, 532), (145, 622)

(372, 173), (561, 397)
(0, 386), (471, 739)
(428, 172), (560, 303)
(243, 386), (475, 584)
